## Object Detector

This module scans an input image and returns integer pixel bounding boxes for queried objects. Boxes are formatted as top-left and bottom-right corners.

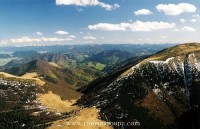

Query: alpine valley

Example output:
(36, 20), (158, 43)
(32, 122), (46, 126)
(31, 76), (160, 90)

(0, 43), (200, 129)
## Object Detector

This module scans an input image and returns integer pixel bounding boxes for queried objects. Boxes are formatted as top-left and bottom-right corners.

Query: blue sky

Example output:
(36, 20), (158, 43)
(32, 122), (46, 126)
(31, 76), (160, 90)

(0, 0), (200, 46)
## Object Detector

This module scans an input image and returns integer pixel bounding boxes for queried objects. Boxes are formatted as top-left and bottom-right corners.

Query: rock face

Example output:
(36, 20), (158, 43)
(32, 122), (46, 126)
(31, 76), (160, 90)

(79, 43), (200, 129)
(35, 53), (68, 63)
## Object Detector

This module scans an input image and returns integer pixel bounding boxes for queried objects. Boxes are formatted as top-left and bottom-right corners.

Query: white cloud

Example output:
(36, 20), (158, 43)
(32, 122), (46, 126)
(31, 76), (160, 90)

(134, 9), (153, 15)
(83, 36), (96, 40)
(156, 3), (196, 15)
(36, 32), (43, 36)
(41, 37), (73, 42)
(8, 37), (73, 43)
(55, 0), (120, 10)
(181, 26), (196, 31)
(180, 18), (186, 23)
(193, 14), (200, 19)
(88, 21), (176, 31)
(127, 21), (176, 31)
(88, 23), (126, 31)
(161, 36), (168, 39)
(69, 35), (76, 38)
(55, 30), (69, 35)
(191, 19), (197, 22)
(10, 37), (41, 43)
(0, 40), (9, 44)
(192, 14), (200, 22)
(113, 4), (120, 9)
(174, 28), (179, 31)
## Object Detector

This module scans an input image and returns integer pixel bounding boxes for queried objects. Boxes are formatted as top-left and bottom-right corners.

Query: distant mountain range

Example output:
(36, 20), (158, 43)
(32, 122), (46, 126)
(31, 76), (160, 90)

(0, 44), (175, 54)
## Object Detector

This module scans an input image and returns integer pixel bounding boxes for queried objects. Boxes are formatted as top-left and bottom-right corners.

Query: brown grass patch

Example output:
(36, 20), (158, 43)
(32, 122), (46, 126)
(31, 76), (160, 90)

(21, 72), (38, 78)
(138, 91), (175, 125)
(49, 62), (61, 69)
(0, 72), (45, 86)
(147, 43), (200, 61)
(39, 91), (78, 113)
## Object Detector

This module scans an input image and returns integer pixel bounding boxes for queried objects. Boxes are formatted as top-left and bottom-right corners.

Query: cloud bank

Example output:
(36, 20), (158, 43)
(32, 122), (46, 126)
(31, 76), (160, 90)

(56, 0), (120, 10)
(83, 36), (96, 40)
(181, 26), (196, 31)
(88, 21), (176, 31)
(3, 37), (73, 44)
(156, 3), (196, 15)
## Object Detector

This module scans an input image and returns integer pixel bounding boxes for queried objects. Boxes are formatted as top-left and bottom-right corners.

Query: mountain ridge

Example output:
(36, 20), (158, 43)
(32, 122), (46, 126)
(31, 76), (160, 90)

(78, 43), (200, 129)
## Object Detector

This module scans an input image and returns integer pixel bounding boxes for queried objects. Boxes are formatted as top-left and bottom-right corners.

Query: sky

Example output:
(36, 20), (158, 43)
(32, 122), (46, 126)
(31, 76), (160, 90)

(0, 0), (200, 46)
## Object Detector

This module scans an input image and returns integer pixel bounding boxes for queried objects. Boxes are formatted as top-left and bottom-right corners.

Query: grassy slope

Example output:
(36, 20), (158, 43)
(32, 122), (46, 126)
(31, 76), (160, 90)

(6, 60), (82, 100)
(148, 43), (200, 61)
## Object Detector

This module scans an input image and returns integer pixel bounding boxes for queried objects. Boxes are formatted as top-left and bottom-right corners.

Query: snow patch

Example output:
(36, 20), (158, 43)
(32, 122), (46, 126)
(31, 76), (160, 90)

(165, 57), (174, 63)
(153, 88), (161, 95)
